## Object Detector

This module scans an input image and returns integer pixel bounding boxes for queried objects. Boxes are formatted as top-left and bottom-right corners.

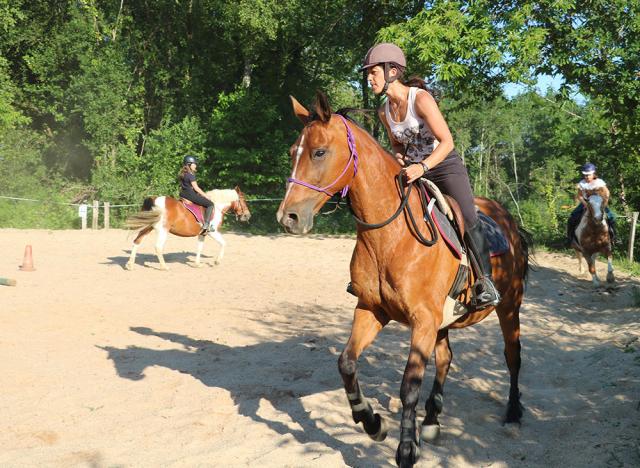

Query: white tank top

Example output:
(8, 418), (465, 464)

(385, 87), (439, 163)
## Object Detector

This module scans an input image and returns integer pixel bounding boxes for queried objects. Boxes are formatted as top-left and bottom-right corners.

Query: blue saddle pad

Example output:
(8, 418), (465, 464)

(478, 212), (509, 256)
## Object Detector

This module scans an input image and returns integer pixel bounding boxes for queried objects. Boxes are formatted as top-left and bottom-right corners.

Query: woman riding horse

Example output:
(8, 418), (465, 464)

(361, 43), (500, 308)
(179, 155), (214, 234)
(566, 162), (617, 246)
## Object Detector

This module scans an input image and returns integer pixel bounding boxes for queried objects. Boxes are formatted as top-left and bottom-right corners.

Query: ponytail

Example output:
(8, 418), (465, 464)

(400, 76), (441, 103)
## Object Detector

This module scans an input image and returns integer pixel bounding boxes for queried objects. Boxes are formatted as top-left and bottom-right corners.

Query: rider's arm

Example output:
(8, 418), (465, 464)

(378, 107), (405, 166)
(413, 91), (454, 172)
(191, 180), (209, 198)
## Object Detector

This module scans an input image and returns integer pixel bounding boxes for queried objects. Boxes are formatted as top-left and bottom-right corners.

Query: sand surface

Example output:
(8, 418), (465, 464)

(0, 228), (638, 467)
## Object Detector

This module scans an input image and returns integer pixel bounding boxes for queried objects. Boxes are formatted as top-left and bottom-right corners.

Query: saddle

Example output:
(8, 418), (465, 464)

(181, 199), (206, 225)
(417, 179), (509, 328)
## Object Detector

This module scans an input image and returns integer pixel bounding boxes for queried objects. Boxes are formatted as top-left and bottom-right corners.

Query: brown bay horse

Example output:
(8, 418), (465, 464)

(572, 186), (615, 286)
(277, 93), (530, 467)
(125, 187), (250, 270)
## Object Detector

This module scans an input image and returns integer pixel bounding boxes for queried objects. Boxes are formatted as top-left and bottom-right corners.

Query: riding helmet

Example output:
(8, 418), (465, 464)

(183, 155), (197, 165)
(581, 162), (596, 175)
(360, 43), (406, 72)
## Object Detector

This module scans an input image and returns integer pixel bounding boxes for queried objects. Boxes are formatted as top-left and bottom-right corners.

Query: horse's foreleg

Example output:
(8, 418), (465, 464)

(154, 228), (169, 271)
(338, 307), (388, 442)
(606, 253), (615, 283)
(575, 249), (583, 274)
(125, 226), (154, 270)
(194, 234), (206, 267)
(209, 230), (225, 265)
(496, 296), (524, 424)
(421, 329), (452, 443)
(589, 253), (600, 287)
(396, 325), (436, 468)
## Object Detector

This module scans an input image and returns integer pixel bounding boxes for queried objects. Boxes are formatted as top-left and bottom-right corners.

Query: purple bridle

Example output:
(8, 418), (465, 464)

(287, 114), (359, 198)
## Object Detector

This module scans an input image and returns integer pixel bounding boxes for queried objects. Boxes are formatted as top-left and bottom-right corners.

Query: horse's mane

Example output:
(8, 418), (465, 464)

(205, 189), (239, 204)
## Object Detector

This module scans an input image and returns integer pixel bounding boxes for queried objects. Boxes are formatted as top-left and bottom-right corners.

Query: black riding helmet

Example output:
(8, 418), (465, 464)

(183, 155), (197, 165)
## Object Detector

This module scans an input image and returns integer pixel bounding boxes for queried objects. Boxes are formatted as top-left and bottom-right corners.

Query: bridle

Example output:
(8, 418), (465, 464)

(287, 114), (359, 198)
(285, 113), (438, 246)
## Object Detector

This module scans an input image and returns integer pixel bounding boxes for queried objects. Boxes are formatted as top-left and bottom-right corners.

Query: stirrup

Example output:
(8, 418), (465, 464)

(472, 277), (501, 308)
(199, 223), (210, 235)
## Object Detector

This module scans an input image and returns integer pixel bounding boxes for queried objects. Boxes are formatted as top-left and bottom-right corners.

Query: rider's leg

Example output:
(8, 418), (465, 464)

(425, 154), (500, 307)
(465, 221), (501, 307)
(567, 204), (583, 246)
(203, 204), (214, 230)
(606, 207), (617, 245)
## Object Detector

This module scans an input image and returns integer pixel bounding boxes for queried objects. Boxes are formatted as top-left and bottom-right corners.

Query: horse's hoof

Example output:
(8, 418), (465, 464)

(420, 423), (441, 443)
(395, 440), (420, 467)
(214, 260), (220, 265)
(124, 263), (133, 271)
(504, 402), (524, 424)
(192, 262), (204, 269)
(606, 273), (615, 283)
(368, 414), (388, 442)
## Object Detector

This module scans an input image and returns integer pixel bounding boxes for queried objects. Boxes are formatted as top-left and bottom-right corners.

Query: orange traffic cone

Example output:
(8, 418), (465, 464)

(19, 245), (36, 271)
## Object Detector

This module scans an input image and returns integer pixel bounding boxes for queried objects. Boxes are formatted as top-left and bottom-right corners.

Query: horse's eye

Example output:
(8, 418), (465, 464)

(312, 149), (326, 159)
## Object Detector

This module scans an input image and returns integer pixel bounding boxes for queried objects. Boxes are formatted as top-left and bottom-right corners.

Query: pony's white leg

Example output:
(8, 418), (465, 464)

(209, 230), (226, 264)
(606, 254), (615, 283)
(155, 228), (169, 271)
(125, 243), (139, 271)
(589, 253), (600, 287)
(194, 235), (206, 267)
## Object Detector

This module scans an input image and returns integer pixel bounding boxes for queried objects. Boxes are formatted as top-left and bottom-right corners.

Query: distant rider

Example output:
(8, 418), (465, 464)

(178, 155), (214, 234)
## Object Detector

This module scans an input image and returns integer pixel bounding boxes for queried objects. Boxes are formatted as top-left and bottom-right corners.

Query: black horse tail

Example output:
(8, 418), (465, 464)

(518, 227), (536, 287)
(142, 197), (155, 211)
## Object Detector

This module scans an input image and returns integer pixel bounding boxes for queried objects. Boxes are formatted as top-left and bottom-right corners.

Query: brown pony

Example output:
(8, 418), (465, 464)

(125, 186), (250, 270)
(277, 94), (530, 467)
(572, 186), (614, 286)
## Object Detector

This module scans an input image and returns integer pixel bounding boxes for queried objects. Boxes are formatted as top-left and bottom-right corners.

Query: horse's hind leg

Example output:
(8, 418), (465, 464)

(396, 324), (437, 467)
(496, 297), (524, 424)
(154, 228), (169, 270)
(338, 307), (388, 442)
(125, 226), (154, 270)
(421, 329), (452, 443)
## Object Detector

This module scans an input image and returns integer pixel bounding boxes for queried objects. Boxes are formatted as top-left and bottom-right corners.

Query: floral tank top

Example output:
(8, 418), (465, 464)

(385, 87), (439, 164)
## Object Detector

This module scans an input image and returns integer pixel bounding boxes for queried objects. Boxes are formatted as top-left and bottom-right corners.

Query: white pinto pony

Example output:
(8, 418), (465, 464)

(124, 186), (251, 270)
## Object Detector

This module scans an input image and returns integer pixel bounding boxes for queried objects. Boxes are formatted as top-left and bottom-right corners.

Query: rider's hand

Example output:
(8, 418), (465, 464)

(401, 163), (426, 184)
(395, 153), (405, 166)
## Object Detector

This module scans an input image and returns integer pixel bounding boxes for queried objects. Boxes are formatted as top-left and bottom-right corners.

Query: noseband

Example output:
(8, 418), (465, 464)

(287, 114), (359, 198)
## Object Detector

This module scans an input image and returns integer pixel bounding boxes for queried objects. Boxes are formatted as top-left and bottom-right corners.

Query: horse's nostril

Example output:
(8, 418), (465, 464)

(287, 212), (299, 223)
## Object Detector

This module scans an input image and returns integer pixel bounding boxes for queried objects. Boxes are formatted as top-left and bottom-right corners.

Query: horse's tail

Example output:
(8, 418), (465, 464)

(125, 198), (161, 230)
(517, 227), (536, 286)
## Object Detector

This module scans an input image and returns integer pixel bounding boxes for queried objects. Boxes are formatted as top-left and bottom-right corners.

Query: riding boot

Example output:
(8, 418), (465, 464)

(609, 222), (618, 246)
(200, 205), (214, 234)
(465, 221), (501, 308)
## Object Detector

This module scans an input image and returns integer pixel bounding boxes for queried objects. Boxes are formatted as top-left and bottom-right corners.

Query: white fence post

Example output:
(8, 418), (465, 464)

(104, 202), (110, 230)
(92, 200), (99, 229)
(79, 204), (88, 230)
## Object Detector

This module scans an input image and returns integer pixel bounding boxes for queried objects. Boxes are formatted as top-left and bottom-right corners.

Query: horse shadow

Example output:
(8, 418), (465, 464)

(105, 250), (212, 269)
(99, 321), (396, 465)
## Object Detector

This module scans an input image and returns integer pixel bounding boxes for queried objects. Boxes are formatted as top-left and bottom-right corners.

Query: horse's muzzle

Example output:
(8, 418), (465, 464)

(277, 209), (314, 235)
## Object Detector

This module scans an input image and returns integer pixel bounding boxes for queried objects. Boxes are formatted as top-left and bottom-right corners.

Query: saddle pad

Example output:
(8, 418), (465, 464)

(478, 212), (509, 257)
(428, 199), (463, 258)
(182, 200), (205, 224)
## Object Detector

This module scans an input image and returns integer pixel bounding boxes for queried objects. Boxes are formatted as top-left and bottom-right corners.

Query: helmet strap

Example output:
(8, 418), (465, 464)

(381, 62), (398, 96)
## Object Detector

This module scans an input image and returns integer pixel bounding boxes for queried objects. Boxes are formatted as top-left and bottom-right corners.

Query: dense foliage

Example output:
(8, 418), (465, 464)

(0, 0), (638, 257)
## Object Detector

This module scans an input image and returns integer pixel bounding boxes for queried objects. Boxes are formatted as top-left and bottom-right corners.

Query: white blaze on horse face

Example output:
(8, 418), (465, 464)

(284, 133), (305, 203)
(589, 195), (603, 221)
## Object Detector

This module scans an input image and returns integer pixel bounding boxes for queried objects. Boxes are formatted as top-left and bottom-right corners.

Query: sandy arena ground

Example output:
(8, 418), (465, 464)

(0, 228), (639, 467)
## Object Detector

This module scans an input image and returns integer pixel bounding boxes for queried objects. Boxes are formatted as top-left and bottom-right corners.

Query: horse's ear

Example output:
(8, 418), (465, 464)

(314, 90), (332, 123)
(290, 96), (310, 124)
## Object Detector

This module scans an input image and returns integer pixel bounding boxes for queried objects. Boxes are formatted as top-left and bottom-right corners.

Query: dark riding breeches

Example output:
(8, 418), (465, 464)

(424, 153), (478, 228)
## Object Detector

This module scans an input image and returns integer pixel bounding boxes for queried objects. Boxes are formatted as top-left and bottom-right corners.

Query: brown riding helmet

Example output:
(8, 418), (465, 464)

(360, 43), (407, 71)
